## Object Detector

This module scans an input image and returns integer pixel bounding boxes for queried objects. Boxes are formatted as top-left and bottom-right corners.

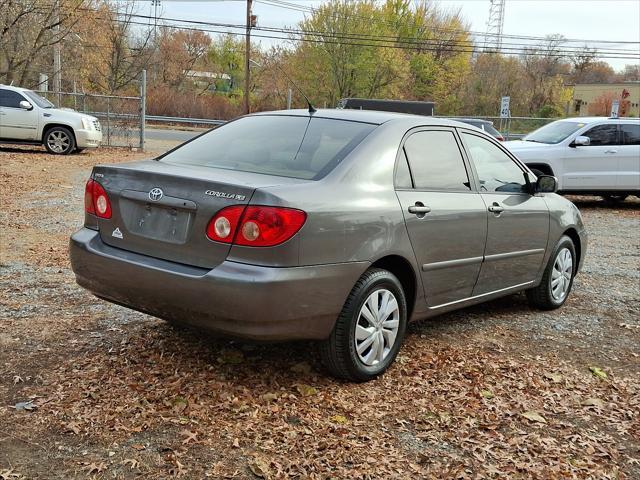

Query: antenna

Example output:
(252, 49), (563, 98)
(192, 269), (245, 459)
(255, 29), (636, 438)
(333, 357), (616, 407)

(484, 0), (506, 53)
(250, 59), (316, 114)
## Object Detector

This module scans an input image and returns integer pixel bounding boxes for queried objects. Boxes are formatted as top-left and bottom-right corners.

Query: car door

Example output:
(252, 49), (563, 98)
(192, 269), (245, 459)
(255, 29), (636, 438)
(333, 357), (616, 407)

(0, 89), (39, 140)
(459, 131), (549, 295)
(395, 128), (488, 307)
(562, 123), (619, 190)
(618, 122), (640, 191)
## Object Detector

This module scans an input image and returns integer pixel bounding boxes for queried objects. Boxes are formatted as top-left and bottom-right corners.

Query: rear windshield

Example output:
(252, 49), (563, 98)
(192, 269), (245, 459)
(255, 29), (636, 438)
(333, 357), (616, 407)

(160, 115), (376, 180)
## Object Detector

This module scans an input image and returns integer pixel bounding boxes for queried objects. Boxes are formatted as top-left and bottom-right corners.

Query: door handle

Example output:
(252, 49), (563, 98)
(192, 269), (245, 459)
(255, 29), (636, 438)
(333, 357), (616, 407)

(488, 203), (504, 214)
(604, 149), (617, 154)
(408, 203), (431, 216)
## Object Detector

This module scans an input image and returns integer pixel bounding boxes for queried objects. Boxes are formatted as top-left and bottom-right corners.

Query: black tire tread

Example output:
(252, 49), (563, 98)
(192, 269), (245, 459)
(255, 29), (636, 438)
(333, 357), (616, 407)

(526, 235), (575, 310)
(319, 268), (405, 382)
(44, 126), (76, 155)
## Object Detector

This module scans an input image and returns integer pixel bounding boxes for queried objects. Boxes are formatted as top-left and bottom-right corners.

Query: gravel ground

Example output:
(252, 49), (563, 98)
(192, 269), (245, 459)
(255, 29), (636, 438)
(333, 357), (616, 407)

(1, 146), (639, 479)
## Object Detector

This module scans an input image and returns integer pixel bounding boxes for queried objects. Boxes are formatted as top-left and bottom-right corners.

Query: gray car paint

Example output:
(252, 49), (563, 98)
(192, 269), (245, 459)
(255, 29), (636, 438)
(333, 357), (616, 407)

(70, 109), (587, 340)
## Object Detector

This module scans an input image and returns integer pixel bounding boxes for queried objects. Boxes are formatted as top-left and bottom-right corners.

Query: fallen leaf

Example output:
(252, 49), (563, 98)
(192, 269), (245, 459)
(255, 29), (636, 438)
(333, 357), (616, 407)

(217, 349), (244, 365)
(581, 398), (605, 408)
(11, 400), (36, 411)
(261, 393), (278, 402)
(290, 361), (312, 374)
(330, 415), (348, 424)
(181, 430), (198, 445)
(295, 384), (318, 397)
(232, 438), (240, 448)
(130, 444), (146, 451)
(248, 456), (270, 479)
(172, 396), (188, 413)
(521, 411), (547, 424)
(122, 458), (140, 470)
(544, 372), (563, 383)
(481, 389), (494, 399)
(589, 366), (608, 379)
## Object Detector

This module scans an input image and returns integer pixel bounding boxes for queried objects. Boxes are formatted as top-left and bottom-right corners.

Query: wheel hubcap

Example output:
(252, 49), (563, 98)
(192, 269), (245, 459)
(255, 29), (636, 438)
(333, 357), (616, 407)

(551, 247), (573, 301)
(47, 131), (69, 153)
(355, 289), (400, 366)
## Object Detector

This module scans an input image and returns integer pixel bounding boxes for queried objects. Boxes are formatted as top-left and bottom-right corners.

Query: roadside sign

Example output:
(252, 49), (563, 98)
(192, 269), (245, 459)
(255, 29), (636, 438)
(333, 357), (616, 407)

(610, 100), (620, 118)
(500, 96), (510, 118)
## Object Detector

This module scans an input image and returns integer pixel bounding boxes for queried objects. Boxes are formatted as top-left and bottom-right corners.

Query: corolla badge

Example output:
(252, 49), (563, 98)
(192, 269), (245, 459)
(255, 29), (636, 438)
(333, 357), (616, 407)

(149, 187), (164, 201)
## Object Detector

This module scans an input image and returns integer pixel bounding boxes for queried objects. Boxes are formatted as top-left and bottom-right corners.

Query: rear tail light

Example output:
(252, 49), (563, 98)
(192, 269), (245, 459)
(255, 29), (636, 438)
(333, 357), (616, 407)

(84, 179), (112, 219)
(206, 205), (306, 247)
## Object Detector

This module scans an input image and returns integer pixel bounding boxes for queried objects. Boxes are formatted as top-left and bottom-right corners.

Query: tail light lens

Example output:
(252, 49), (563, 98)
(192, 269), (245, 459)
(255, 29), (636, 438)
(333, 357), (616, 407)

(206, 205), (306, 247)
(206, 205), (245, 243)
(84, 179), (112, 219)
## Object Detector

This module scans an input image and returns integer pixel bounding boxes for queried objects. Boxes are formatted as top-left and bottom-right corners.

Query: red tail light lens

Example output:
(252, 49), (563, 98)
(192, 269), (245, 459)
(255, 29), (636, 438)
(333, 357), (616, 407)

(206, 205), (245, 243)
(235, 206), (307, 247)
(206, 205), (307, 247)
(84, 179), (112, 219)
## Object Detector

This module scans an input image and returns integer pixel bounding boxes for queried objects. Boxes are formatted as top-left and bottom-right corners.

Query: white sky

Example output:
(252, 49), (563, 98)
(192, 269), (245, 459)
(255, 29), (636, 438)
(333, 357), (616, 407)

(154, 0), (640, 71)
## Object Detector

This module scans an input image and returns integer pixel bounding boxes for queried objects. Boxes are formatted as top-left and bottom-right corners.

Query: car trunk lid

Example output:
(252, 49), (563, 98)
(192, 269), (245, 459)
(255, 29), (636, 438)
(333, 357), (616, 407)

(91, 160), (303, 269)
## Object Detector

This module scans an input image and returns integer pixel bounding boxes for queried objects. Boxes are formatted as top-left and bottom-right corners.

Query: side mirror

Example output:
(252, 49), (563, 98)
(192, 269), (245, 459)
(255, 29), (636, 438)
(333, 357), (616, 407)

(571, 135), (590, 147)
(536, 175), (558, 193)
(19, 100), (33, 110)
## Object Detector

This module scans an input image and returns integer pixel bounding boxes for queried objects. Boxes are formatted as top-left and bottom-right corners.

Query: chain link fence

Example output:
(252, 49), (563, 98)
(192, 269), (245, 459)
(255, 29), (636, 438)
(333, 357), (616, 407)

(41, 90), (144, 149)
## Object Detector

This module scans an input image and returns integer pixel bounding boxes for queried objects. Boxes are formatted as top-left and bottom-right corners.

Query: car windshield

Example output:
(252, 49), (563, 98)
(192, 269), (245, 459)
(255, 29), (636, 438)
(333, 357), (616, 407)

(160, 115), (377, 180)
(523, 121), (585, 144)
(23, 90), (54, 108)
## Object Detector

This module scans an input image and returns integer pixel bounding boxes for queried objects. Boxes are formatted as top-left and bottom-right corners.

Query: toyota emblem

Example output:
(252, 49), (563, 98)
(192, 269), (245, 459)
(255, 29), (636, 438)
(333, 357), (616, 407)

(149, 187), (164, 201)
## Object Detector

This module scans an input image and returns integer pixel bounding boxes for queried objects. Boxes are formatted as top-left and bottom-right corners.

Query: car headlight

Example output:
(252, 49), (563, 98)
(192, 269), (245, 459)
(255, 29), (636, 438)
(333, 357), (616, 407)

(81, 117), (93, 130)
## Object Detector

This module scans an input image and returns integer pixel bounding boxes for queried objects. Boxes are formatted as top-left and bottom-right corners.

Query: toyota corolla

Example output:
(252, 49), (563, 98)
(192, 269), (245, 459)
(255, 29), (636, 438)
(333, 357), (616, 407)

(69, 109), (587, 381)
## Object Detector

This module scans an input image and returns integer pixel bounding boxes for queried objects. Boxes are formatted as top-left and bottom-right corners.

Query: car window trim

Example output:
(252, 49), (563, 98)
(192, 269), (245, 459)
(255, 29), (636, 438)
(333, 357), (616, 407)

(457, 128), (533, 196)
(394, 126), (478, 193)
(582, 122), (621, 147)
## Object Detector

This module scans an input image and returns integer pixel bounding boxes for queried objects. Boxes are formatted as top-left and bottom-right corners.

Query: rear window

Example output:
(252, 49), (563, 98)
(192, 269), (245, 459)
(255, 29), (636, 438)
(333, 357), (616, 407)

(160, 115), (376, 180)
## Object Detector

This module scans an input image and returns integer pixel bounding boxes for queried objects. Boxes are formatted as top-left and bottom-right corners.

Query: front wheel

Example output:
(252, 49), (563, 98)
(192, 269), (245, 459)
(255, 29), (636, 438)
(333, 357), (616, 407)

(319, 268), (407, 382)
(44, 126), (75, 155)
(526, 235), (576, 310)
(603, 194), (628, 204)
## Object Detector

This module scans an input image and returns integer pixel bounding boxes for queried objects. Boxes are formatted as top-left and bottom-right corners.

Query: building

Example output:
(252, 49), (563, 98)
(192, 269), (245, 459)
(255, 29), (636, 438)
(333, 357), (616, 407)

(572, 82), (640, 117)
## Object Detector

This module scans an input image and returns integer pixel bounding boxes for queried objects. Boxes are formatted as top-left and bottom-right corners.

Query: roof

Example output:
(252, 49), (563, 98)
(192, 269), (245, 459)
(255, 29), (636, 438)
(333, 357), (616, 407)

(252, 108), (467, 128)
(555, 116), (640, 123)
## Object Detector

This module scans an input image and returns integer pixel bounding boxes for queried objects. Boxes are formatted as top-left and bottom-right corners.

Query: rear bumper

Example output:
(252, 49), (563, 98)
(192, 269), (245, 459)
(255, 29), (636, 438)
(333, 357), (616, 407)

(69, 228), (367, 340)
(75, 129), (102, 148)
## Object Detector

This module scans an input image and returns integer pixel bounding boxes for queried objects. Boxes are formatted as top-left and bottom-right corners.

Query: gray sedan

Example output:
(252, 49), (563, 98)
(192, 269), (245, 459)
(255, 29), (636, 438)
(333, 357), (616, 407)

(70, 109), (587, 381)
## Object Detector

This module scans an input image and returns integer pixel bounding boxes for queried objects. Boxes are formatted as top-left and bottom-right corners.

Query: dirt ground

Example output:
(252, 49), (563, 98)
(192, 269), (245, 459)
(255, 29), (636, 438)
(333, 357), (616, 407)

(1, 145), (639, 479)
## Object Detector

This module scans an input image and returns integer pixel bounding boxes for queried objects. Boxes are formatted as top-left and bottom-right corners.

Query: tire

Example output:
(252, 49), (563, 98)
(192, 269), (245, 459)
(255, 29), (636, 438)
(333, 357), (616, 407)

(602, 194), (628, 204)
(44, 126), (75, 155)
(526, 235), (576, 310)
(319, 268), (407, 382)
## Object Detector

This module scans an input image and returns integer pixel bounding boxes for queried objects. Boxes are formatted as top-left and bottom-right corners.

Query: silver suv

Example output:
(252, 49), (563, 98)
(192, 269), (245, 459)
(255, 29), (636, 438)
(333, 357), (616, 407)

(70, 110), (587, 381)
(0, 84), (102, 154)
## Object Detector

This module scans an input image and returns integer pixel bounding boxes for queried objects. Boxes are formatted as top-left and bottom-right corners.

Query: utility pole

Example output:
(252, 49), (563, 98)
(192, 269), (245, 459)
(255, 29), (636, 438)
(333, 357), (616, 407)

(244, 0), (253, 114)
(53, 0), (62, 100)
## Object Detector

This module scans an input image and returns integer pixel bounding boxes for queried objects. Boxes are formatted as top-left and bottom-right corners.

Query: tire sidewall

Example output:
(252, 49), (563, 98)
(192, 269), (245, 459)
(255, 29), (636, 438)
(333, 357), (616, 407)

(546, 236), (576, 307)
(346, 273), (407, 378)
(44, 127), (75, 155)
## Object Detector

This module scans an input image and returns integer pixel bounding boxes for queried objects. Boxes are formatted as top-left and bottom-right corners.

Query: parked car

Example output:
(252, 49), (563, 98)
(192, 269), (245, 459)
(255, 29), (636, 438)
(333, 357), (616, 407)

(505, 117), (640, 203)
(0, 84), (102, 154)
(454, 118), (505, 141)
(70, 110), (587, 381)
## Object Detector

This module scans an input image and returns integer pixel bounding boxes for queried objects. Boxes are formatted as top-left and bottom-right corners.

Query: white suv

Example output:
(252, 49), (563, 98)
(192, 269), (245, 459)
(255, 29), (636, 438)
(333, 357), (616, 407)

(505, 117), (640, 202)
(0, 84), (102, 155)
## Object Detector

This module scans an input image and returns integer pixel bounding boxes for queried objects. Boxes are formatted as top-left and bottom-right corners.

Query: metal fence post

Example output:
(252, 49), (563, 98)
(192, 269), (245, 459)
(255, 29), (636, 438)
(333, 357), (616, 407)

(140, 69), (146, 151)
(106, 97), (111, 146)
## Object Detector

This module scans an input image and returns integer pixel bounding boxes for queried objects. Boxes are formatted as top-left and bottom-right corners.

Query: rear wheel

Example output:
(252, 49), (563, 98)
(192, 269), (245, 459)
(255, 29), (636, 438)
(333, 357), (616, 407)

(526, 235), (576, 310)
(44, 126), (75, 155)
(603, 194), (628, 204)
(319, 268), (407, 382)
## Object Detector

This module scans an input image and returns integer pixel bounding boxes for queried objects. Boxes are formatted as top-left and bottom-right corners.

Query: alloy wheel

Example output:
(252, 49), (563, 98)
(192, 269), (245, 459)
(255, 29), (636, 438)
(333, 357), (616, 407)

(47, 131), (70, 153)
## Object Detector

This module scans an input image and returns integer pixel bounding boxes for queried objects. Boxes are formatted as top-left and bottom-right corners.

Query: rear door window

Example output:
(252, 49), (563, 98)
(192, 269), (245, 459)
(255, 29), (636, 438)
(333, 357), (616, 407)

(620, 123), (640, 145)
(583, 124), (619, 146)
(160, 115), (376, 180)
(403, 130), (471, 191)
